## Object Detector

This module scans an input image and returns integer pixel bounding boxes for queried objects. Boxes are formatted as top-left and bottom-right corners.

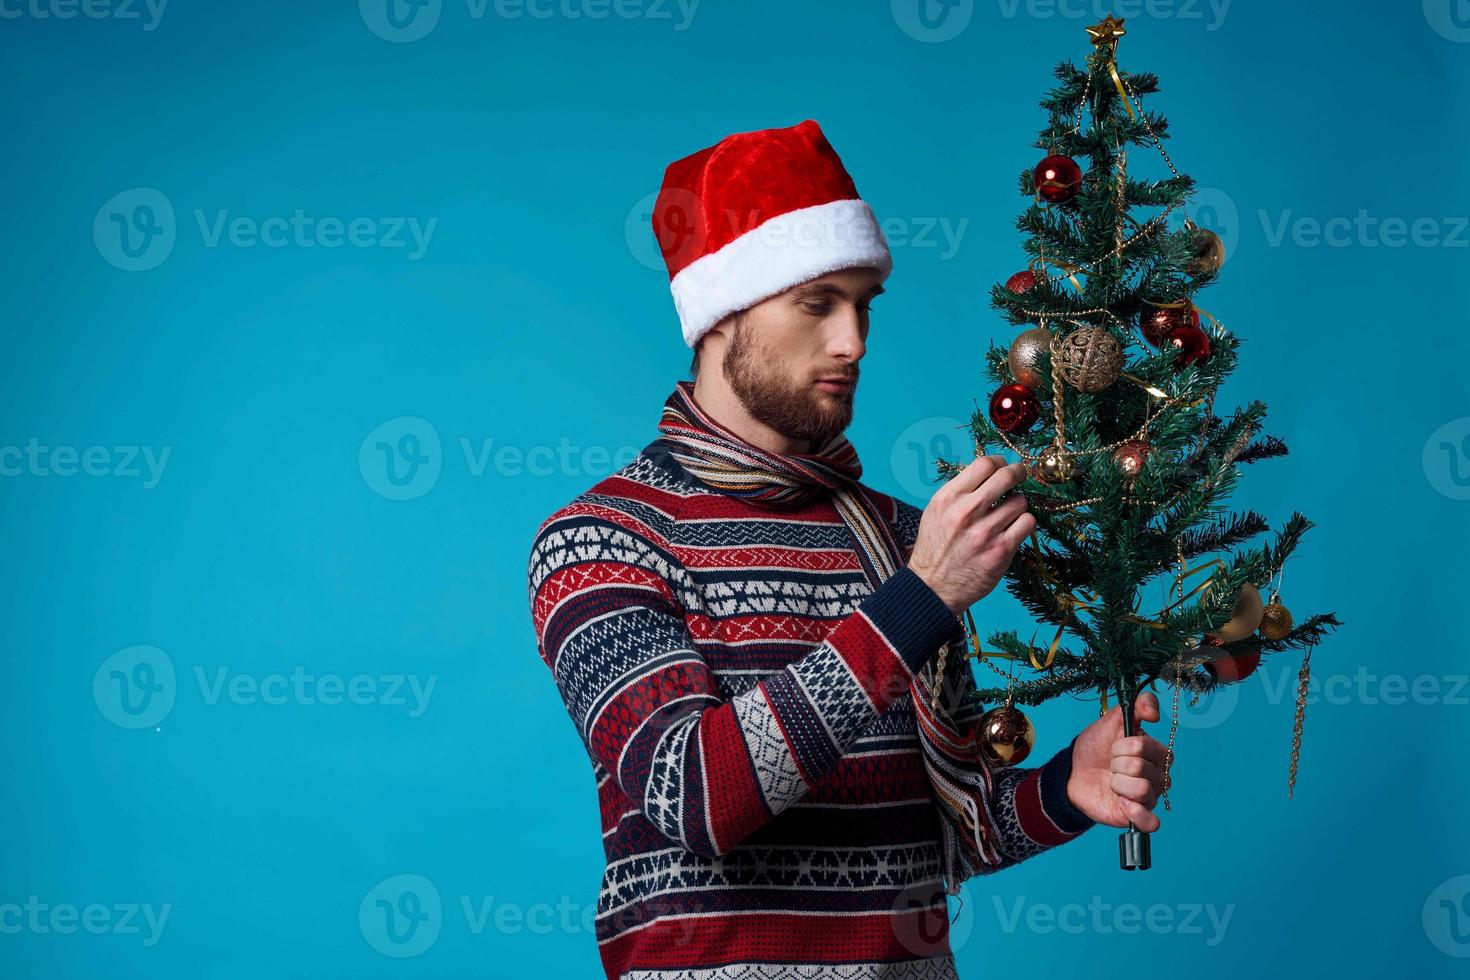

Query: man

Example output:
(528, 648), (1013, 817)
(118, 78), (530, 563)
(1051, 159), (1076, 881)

(526, 120), (1169, 979)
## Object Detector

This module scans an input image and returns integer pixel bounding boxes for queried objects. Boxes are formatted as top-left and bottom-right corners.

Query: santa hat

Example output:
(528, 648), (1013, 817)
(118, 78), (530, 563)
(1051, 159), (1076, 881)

(652, 120), (893, 349)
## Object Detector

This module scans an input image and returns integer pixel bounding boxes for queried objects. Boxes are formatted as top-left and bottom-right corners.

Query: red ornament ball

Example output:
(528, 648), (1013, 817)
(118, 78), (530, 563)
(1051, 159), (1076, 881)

(1005, 269), (1038, 294)
(1203, 649), (1261, 683)
(989, 384), (1040, 434)
(1033, 154), (1083, 204)
(1163, 324), (1212, 366)
(1112, 440), (1151, 481)
(1140, 303), (1200, 346)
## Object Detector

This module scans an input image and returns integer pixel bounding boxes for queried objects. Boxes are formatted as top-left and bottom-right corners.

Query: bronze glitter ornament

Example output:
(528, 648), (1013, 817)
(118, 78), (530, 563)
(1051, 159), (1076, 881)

(1258, 595), (1295, 640)
(1113, 440), (1150, 481)
(977, 703), (1036, 767)
(1007, 327), (1051, 390)
(1034, 445), (1076, 484)
(1206, 582), (1265, 643)
(1184, 223), (1226, 278)
(1054, 326), (1123, 393)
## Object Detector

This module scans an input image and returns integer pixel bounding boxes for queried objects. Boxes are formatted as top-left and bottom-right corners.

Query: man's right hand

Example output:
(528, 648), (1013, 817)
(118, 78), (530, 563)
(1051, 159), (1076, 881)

(907, 454), (1035, 617)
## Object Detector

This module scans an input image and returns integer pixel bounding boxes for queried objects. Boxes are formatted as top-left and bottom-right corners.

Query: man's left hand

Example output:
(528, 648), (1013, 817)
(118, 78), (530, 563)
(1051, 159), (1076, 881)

(1064, 691), (1170, 831)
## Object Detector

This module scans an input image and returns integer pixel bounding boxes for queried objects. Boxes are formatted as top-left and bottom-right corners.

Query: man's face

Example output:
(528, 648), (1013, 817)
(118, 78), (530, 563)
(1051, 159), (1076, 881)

(718, 266), (884, 450)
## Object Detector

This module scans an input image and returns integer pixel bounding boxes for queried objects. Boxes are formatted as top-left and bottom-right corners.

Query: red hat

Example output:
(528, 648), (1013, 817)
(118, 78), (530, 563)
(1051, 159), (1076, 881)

(652, 120), (893, 348)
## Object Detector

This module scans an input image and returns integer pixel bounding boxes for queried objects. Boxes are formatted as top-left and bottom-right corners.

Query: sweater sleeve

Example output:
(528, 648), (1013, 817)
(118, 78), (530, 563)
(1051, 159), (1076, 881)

(527, 505), (965, 859)
(944, 659), (1096, 871)
(893, 498), (1095, 870)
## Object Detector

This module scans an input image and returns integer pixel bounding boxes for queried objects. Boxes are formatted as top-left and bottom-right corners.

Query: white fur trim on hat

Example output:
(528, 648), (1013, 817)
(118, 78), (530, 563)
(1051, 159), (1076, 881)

(670, 198), (892, 349)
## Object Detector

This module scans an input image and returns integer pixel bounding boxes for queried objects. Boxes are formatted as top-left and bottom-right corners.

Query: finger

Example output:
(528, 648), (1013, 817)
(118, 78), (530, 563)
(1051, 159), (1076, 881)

(979, 460), (1030, 507)
(1122, 798), (1161, 832)
(1133, 691), (1161, 724)
(998, 509), (1036, 553)
(944, 454), (1009, 497)
(1109, 771), (1158, 806)
(959, 461), (1030, 517)
(1111, 754), (1165, 787)
(975, 490), (1029, 536)
(1114, 734), (1169, 768)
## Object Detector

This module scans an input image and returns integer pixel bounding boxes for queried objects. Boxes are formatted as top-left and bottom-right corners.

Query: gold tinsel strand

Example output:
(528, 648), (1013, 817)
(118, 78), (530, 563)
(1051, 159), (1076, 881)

(1288, 645), (1313, 798)
(1162, 679), (1179, 810)
(1114, 146), (1128, 257)
(1048, 333), (1068, 446)
(1034, 204), (1180, 289)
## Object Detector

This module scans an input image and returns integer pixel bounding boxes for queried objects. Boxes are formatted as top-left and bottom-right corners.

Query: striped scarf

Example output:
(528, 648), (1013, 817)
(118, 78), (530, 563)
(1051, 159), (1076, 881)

(656, 379), (1003, 893)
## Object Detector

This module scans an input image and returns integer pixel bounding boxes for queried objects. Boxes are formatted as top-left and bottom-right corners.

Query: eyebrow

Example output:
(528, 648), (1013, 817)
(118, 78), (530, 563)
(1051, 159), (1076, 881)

(791, 282), (887, 302)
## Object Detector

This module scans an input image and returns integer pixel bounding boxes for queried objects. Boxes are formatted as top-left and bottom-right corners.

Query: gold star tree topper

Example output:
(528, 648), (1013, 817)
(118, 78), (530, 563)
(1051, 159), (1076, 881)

(1086, 14), (1126, 49)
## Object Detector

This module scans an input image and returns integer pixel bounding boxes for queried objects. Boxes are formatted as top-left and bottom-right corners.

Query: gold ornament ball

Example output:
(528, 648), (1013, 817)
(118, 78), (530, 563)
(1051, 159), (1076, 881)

(1185, 226), (1227, 278)
(1007, 327), (1051, 389)
(977, 704), (1036, 767)
(1033, 446), (1076, 484)
(1207, 581), (1265, 643)
(1054, 326), (1123, 393)
(1258, 596), (1295, 640)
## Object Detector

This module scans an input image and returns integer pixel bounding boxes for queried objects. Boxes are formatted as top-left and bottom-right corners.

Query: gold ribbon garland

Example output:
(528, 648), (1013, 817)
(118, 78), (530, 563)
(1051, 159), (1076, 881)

(1142, 297), (1225, 335)
(1027, 255), (1086, 294)
(1020, 529), (1099, 670)
(1107, 58), (1136, 119)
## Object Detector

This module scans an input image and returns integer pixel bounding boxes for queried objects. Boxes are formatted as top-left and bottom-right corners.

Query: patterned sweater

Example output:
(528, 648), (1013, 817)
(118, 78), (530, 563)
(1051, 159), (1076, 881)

(526, 435), (1095, 979)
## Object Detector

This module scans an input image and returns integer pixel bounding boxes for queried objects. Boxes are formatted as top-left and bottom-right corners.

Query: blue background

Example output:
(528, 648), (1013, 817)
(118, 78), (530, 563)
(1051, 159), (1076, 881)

(2, 0), (1468, 976)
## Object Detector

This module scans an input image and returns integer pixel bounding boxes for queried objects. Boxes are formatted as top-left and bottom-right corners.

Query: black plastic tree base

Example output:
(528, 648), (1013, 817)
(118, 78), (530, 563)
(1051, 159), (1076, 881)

(1117, 685), (1153, 871)
(1119, 828), (1151, 871)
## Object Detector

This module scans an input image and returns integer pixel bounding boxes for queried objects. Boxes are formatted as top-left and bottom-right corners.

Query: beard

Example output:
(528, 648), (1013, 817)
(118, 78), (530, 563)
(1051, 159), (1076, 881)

(722, 317), (855, 450)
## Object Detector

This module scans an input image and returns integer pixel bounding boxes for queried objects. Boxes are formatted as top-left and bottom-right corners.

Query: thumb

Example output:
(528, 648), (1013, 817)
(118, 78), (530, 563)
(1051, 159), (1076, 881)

(1133, 690), (1162, 726)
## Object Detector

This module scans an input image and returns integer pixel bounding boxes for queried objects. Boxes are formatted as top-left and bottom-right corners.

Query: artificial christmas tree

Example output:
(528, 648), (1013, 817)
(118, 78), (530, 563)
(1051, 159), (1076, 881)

(932, 15), (1343, 870)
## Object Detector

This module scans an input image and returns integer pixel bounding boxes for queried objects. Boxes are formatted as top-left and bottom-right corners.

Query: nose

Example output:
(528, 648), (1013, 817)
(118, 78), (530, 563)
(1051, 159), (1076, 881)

(827, 307), (867, 363)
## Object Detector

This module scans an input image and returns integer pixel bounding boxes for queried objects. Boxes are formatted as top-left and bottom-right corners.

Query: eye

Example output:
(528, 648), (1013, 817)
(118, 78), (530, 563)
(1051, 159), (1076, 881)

(801, 302), (831, 316)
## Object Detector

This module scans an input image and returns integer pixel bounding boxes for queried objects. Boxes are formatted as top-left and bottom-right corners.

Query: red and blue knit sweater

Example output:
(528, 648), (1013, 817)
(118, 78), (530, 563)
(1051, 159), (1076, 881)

(526, 434), (1095, 979)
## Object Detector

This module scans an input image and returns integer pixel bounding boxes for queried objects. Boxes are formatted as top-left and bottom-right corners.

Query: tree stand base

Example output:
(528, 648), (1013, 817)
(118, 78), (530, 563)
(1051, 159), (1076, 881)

(1119, 828), (1151, 871)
